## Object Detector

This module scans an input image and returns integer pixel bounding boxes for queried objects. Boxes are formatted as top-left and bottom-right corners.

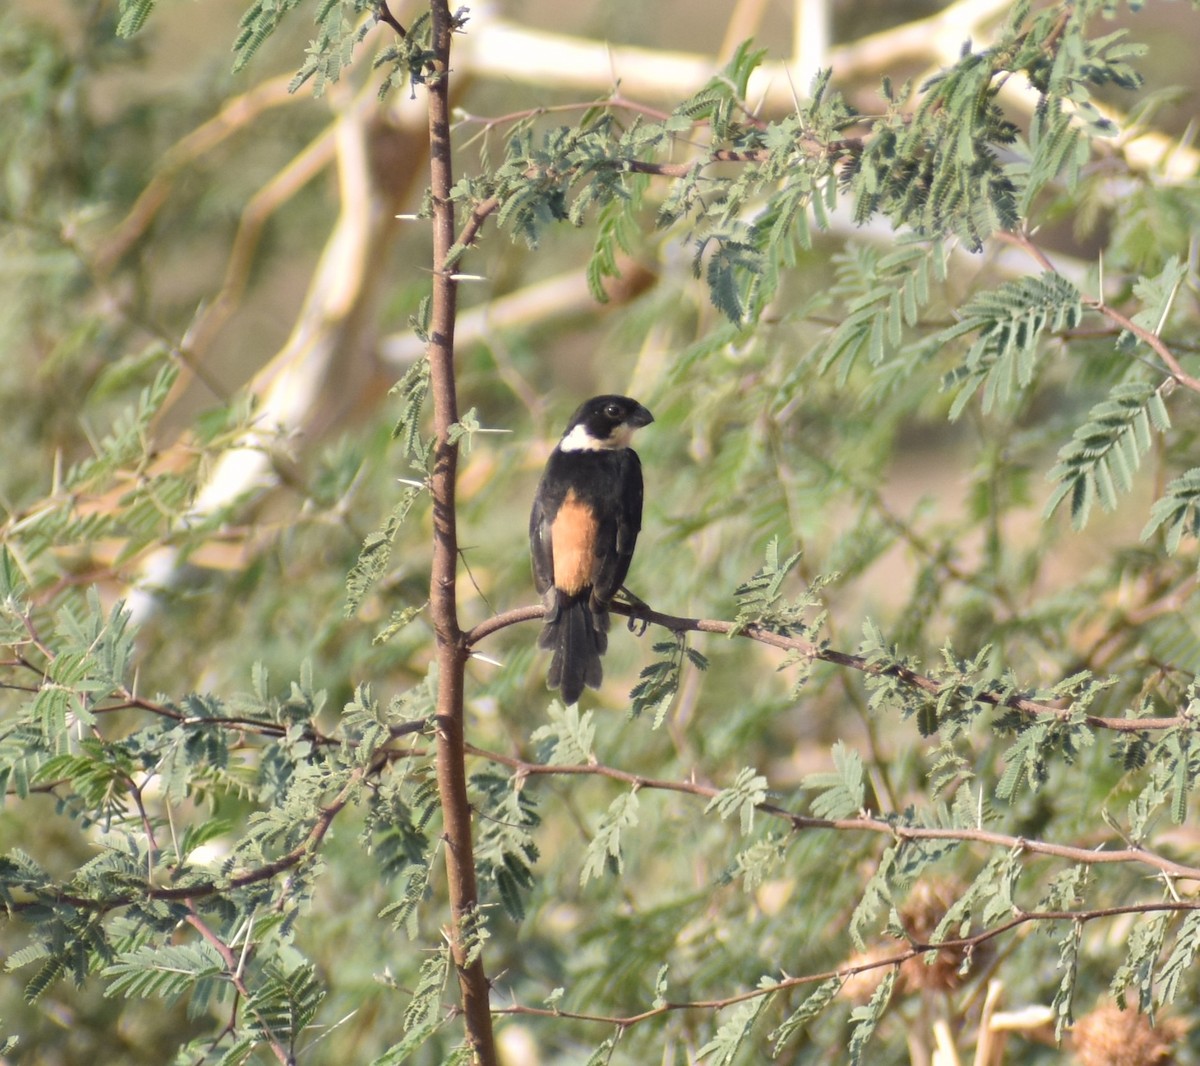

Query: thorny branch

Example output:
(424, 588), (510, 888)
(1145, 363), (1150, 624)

(185, 909), (290, 1064)
(131, 770), (292, 1063)
(10, 575), (1196, 927)
(418, 2), (499, 1063)
(6, 765), (369, 914)
(470, 744), (1200, 883)
(491, 902), (1200, 1032)
(448, 142), (846, 260)
(465, 602), (1198, 733)
(996, 229), (1200, 395)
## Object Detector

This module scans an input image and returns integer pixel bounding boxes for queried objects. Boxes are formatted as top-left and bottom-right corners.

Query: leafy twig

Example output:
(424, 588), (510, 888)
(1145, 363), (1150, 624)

(464, 603), (1194, 733)
(995, 230), (1200, 394)
(470, 745), (1200, 882)
(185, 911), (290, 1065)
(8, 766), (367, 914)
(492, 902), (1200, 1031)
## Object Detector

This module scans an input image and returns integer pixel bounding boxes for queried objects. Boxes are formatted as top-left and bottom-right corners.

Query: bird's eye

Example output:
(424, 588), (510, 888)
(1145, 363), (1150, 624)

(604, 403), (622, 419)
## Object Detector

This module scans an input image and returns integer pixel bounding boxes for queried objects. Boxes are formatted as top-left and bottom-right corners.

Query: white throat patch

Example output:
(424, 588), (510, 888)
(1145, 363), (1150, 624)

(559, 422), (635, 452)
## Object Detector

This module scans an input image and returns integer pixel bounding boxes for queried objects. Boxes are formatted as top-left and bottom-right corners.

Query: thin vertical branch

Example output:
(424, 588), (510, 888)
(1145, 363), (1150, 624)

(423, 2), (498, 1063)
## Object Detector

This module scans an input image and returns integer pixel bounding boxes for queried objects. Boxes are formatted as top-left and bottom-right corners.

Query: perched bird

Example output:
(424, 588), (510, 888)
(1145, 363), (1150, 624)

(529, 395), (654, 704)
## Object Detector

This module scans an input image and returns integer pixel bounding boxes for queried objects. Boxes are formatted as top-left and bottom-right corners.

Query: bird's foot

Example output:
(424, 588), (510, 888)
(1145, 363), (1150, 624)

(616, 586), (651, 635)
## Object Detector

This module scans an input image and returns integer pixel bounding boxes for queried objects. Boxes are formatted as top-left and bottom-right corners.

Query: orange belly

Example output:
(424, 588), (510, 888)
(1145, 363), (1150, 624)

(551, 491), (598, 595)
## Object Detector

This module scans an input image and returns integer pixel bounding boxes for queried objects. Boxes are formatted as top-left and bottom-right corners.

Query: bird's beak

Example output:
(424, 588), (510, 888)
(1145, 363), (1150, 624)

(628, 403), (654, 428)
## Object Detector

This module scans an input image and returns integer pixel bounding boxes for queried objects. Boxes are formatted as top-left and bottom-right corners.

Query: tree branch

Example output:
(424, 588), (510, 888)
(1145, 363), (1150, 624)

(185, 909), (290, 1065)
(135, 773), (290, 1056)
(469, 745), (1200, 883)
(458, 3), (1200, 184)
(996, 229), (1200, 395)
(9, 765), (366, 914)
(376, 1), (407, 37)
(424, 4), (498, 1063)
(1089, 297), (1200, 394)
(490, 900), (1200, 1031)
(465, 602), (1193, 733)
(450, 144), (842, 257)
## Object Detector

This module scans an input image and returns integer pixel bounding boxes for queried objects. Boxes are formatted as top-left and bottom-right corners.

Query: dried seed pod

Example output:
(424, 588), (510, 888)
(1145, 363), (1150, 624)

(1072, 1002), (1184, 1066)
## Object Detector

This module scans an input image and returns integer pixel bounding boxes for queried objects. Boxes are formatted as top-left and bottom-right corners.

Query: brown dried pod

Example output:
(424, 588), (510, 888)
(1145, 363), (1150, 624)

(1072, 1001), (1184, 1066)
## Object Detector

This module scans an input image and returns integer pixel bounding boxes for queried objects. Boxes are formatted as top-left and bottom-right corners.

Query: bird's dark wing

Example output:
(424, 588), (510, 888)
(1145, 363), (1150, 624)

(592, 449), (643, 603)
(529, 488), (555, 596)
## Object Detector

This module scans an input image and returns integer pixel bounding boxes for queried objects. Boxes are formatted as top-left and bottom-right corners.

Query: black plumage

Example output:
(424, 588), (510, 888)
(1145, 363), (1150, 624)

(529, 395), (653, 704)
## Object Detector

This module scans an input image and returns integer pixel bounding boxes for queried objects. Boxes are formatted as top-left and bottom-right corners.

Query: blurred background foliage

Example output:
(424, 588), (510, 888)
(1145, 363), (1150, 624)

(5, 0), (1200, 1063)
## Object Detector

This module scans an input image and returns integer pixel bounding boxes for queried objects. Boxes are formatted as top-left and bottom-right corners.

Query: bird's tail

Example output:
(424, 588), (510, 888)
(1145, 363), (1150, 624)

(540, 594), (608, 704)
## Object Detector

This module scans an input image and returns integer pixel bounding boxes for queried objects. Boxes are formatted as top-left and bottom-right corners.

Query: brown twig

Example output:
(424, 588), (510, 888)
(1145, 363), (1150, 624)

(8, 766), (366, 914)
(1089, 297), (1200, 394)
(129, 769), (291, 1061)
(449, 141), (844, 258)
(185, 910), (290, 1065)
(464, 602), (1194, 733)
(377, 1), (407, 37)
(491, 901), (1200, 1031)
(467, 745), (1200, 882)
(424, 3), (499, 1063)
(995, 230), (1200, 394)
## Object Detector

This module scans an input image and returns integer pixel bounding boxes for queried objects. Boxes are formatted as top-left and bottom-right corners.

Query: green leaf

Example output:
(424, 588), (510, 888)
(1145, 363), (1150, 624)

(389, 358), (432, 463)
(344, 488), (422, 616)
(116, 0), (156, 36)
(283, 0), (377, 95)
(22, 958), (65, 1005)
(531, 702), (596, 765)
(581, 791), (639, 884)
(446, 407), (482, 454)
(652, 964), (669, 1009)
(705, 767), (769, 834)
(103, 943), (226, 1002)
(373, 604), (426, 646)
(368, 1021), (443, 1066)
(233, 0), (306, 73)
(848, 966), (896, 1065)
(1111, 912), (1169, 1012)
(458, 904), (490, 967)
(705, 241), (760, 323)
(769, 976), (841, 1052)
(733, 834), (789, 891)
(379, 862), (433, 939)
(403, 948), (450, 1032)
(850, 846), (895, 950)
(1051, 920), (1083, 1038)
(1123, 256), (1187, 348)
(731, 537), (820, 637)
(940, 272), (1082, 417)
(697, 983), (775, 1064)
(802, 741), (865, 819)
(629, 637), (690, 726)
(996, 719), (1074, 800)
(1157, 909), (1200, 1007)
(1163, 732), (1193, 825)
(472, 773), (540, 920)
(1143, 468), (1200, 554)
(1045, 381), (1170, 529)
(583, 1033), (621, 1066)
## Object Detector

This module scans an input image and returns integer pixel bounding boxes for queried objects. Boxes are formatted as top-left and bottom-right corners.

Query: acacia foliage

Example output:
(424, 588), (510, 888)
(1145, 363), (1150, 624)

(5, 1), (1200, 1063)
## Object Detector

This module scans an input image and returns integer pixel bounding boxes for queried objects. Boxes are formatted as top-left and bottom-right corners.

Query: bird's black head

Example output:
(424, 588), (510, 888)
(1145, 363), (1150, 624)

(559, 395), (654, 452)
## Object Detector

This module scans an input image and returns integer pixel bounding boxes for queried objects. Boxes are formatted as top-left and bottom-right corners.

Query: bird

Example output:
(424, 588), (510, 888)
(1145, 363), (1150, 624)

(529, 395), (654, 704)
